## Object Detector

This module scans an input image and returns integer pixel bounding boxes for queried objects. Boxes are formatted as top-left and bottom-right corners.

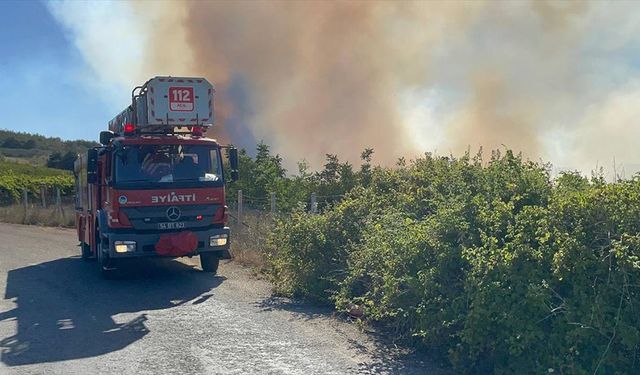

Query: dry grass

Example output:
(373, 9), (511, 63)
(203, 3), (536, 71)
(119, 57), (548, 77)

(0, 204), (75, 228)
(228, 209), (274, 270)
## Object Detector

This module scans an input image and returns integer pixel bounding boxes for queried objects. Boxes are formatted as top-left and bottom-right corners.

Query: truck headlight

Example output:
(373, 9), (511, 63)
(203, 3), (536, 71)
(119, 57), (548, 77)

(209, 234), (228, 247)
(114, 240), (136, 253)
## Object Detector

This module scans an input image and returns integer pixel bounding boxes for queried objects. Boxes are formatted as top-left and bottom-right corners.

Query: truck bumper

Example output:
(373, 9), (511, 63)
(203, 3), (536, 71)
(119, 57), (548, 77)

(104, 227), (231, 259)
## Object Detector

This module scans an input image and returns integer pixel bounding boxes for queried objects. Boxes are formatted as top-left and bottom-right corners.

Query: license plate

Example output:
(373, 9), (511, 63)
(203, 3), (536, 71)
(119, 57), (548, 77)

(158, 222), (185, 230)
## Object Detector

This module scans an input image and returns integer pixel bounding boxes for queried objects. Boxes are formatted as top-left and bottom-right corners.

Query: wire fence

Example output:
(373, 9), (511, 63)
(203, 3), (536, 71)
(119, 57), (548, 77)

(229, 190), (346, 229)
(0, 186), (74, 207)
(0, 186), (75, 227)
(226, 190), (348, 268)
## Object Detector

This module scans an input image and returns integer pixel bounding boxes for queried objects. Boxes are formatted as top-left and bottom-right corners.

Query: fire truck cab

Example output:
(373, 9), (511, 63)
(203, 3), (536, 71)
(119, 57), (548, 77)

(74, 77), (238, 277)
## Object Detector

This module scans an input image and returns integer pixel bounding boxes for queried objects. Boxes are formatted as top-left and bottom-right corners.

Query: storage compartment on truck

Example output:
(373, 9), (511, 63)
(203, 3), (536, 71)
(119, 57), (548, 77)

(108, 76), (214, 134)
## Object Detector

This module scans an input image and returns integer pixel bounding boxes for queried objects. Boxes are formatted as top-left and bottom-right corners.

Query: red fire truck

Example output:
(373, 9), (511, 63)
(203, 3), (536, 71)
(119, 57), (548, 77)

(74, 76), (238, 277)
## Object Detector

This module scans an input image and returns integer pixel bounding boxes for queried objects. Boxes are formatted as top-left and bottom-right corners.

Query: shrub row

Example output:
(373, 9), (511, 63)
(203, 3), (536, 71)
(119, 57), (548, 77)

(266, 150), (640, 374)
(0, 173), (74, 203)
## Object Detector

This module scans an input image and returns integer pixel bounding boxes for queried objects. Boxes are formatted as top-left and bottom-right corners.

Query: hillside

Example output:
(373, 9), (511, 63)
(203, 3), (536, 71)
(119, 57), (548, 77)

(0, 160), (71, 177)
(0, 129), (97, 168)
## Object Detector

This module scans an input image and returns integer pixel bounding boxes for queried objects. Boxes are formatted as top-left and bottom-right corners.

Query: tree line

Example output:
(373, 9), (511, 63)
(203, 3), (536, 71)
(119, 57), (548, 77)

(225, 142), (376, 211)
(0, 129), (97, 171)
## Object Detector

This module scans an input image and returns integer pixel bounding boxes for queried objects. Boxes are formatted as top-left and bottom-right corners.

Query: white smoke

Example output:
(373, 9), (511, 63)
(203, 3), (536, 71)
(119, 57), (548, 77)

(46, 1), (145, 103)
(46, 0), (192, 110)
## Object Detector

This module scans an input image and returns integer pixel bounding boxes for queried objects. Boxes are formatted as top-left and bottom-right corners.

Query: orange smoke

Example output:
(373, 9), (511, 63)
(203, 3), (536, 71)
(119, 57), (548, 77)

(49, 0), (640, 176)
(178, 1), (477, 166)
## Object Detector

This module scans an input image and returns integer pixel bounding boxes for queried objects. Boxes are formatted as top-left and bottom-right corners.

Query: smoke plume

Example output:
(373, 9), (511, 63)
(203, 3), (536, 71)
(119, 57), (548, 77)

(49, 0), (640, 176)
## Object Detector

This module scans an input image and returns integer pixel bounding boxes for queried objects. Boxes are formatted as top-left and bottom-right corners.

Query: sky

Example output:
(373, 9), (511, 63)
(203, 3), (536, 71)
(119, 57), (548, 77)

(2, 1), (640, 178)
(0, 0), (118, 141)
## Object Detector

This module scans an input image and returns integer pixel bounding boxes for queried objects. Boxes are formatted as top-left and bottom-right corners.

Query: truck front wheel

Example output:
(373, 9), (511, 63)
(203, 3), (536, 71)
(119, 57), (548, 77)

(96, 234), (114, 279)
(200, 253), (220, 274)
(98, 250), (115, 279)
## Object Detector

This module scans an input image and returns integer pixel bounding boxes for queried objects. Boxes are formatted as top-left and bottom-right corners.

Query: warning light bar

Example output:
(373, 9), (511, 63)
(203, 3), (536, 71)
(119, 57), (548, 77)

(124, 123), (135, 135)
(192, 126), (204, 136)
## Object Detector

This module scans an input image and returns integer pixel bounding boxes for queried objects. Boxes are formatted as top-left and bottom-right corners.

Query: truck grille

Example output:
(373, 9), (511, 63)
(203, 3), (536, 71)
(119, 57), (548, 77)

(121, 205), (220, 231)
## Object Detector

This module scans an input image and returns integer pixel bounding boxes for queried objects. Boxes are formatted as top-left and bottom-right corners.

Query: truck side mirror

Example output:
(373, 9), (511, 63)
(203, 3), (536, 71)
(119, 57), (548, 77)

(87, 148), (98, 184)
(229, 147), (239, 182)
(100, 131), (115, 146)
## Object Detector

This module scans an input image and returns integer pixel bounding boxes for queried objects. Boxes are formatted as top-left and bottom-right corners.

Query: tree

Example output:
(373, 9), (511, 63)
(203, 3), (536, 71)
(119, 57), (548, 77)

(2, 137), (22, 149)
(22, 139), (36, 149)
(359, 148), (374, 186)
(317, 154), (340, 185)
(60, 151), (76, 171)
(47, 152), (62, 169)
(46, 151), (76, 171)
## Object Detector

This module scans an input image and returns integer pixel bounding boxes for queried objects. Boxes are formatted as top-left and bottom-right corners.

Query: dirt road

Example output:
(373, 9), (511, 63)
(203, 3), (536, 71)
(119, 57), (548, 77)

(0, 223), (441, 374)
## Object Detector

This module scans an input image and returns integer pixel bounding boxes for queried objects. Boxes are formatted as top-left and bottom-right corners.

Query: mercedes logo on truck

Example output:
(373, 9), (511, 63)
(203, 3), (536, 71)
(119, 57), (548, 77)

(166, 206), (181, 221)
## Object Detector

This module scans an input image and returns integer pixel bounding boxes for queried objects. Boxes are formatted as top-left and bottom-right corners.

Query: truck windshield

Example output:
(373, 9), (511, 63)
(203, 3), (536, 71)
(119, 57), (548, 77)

(114, 144), (222, 185)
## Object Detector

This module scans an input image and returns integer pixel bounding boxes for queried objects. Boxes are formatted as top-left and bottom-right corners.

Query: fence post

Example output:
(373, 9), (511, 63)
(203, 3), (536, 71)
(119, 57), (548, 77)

(56, 187), (64, 219)
(23, 188), (28, 210)
(56, 187), (62, 208)
(270, 192), (276, 214)
(41, 185), (46, 208)
(237, 190), (243, 225)
(22, 188), (28, 223)
(310, 192), (317, 214)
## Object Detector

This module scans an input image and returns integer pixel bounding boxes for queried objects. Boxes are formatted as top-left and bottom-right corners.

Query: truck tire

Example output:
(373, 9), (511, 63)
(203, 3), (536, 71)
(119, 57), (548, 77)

(96, 236), (114, 279)
(98, 251), (114, 279)
(200, 253), (220, 274)
(81, 242), (92, 260)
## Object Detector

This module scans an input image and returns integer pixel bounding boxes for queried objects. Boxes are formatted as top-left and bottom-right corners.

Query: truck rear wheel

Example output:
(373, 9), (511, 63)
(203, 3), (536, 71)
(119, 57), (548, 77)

(81, 242), (93, 261)
(200, 253), (220, 274)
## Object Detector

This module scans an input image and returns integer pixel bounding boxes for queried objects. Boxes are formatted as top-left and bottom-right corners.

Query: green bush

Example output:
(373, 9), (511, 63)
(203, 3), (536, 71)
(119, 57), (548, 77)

(266, 190), (381, 303)
(267, 208), (334, 301)
(265, 150), (640, 374)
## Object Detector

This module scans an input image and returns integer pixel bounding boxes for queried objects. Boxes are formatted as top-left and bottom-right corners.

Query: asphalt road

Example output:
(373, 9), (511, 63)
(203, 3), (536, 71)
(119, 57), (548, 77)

(0, 223), (442, 375)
